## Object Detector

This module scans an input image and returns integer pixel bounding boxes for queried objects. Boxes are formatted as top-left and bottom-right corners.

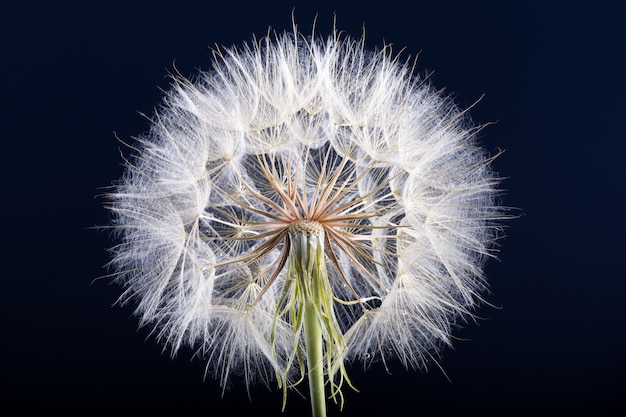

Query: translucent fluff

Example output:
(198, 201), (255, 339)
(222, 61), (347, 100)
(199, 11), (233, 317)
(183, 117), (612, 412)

(106, 25), (506, 396)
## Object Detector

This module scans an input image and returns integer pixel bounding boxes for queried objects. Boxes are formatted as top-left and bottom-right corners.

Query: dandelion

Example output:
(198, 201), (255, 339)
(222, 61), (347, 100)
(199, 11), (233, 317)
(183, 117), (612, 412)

(105, 21), (507, 417)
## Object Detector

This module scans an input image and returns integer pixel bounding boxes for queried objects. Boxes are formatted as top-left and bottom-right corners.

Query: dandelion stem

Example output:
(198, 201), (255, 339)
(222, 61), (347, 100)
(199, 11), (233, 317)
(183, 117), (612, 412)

(288, 221), (329, 417)
(303, 297), (327, 417)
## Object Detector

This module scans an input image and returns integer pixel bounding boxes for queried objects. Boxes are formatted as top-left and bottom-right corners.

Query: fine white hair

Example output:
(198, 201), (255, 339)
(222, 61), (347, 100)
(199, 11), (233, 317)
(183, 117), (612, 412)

(105, 22), (507, 391)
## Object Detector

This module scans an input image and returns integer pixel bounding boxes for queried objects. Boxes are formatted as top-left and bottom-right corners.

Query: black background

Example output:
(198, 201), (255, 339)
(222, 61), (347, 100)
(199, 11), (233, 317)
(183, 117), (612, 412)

(3, 1), (625, 415)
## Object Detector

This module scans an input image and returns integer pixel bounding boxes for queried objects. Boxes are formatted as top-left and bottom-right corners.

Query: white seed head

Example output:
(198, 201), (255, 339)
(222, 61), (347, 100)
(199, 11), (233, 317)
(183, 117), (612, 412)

(105, 24), (507, 392)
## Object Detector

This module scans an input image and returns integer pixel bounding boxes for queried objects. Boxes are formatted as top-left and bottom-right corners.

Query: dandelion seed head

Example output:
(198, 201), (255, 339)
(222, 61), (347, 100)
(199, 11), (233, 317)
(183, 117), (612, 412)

(106, 23), (507, 394)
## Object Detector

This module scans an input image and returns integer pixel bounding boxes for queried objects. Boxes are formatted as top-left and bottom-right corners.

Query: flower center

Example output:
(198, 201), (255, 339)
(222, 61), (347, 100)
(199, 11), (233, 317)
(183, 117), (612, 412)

(208, 142), (402, 313)
(289, 220), (324, 237)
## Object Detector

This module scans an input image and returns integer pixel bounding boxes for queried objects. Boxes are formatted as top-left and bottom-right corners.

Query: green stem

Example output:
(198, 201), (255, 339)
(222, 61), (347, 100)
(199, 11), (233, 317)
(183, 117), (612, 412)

(303, 300), (326, 417)
(287, 221), (331, 417)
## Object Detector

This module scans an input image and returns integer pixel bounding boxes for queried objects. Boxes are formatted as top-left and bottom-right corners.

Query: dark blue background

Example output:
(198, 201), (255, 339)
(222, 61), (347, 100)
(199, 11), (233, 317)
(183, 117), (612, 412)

(3, 1), (624, 415)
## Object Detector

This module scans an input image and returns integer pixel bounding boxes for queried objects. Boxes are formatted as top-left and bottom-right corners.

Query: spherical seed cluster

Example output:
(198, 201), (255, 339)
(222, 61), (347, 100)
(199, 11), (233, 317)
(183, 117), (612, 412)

(106, 25), (505, 391)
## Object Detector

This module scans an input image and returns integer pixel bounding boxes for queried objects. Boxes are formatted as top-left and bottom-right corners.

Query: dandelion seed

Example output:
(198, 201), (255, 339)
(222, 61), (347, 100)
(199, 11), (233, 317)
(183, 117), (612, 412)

(104, 21), (508, 417)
